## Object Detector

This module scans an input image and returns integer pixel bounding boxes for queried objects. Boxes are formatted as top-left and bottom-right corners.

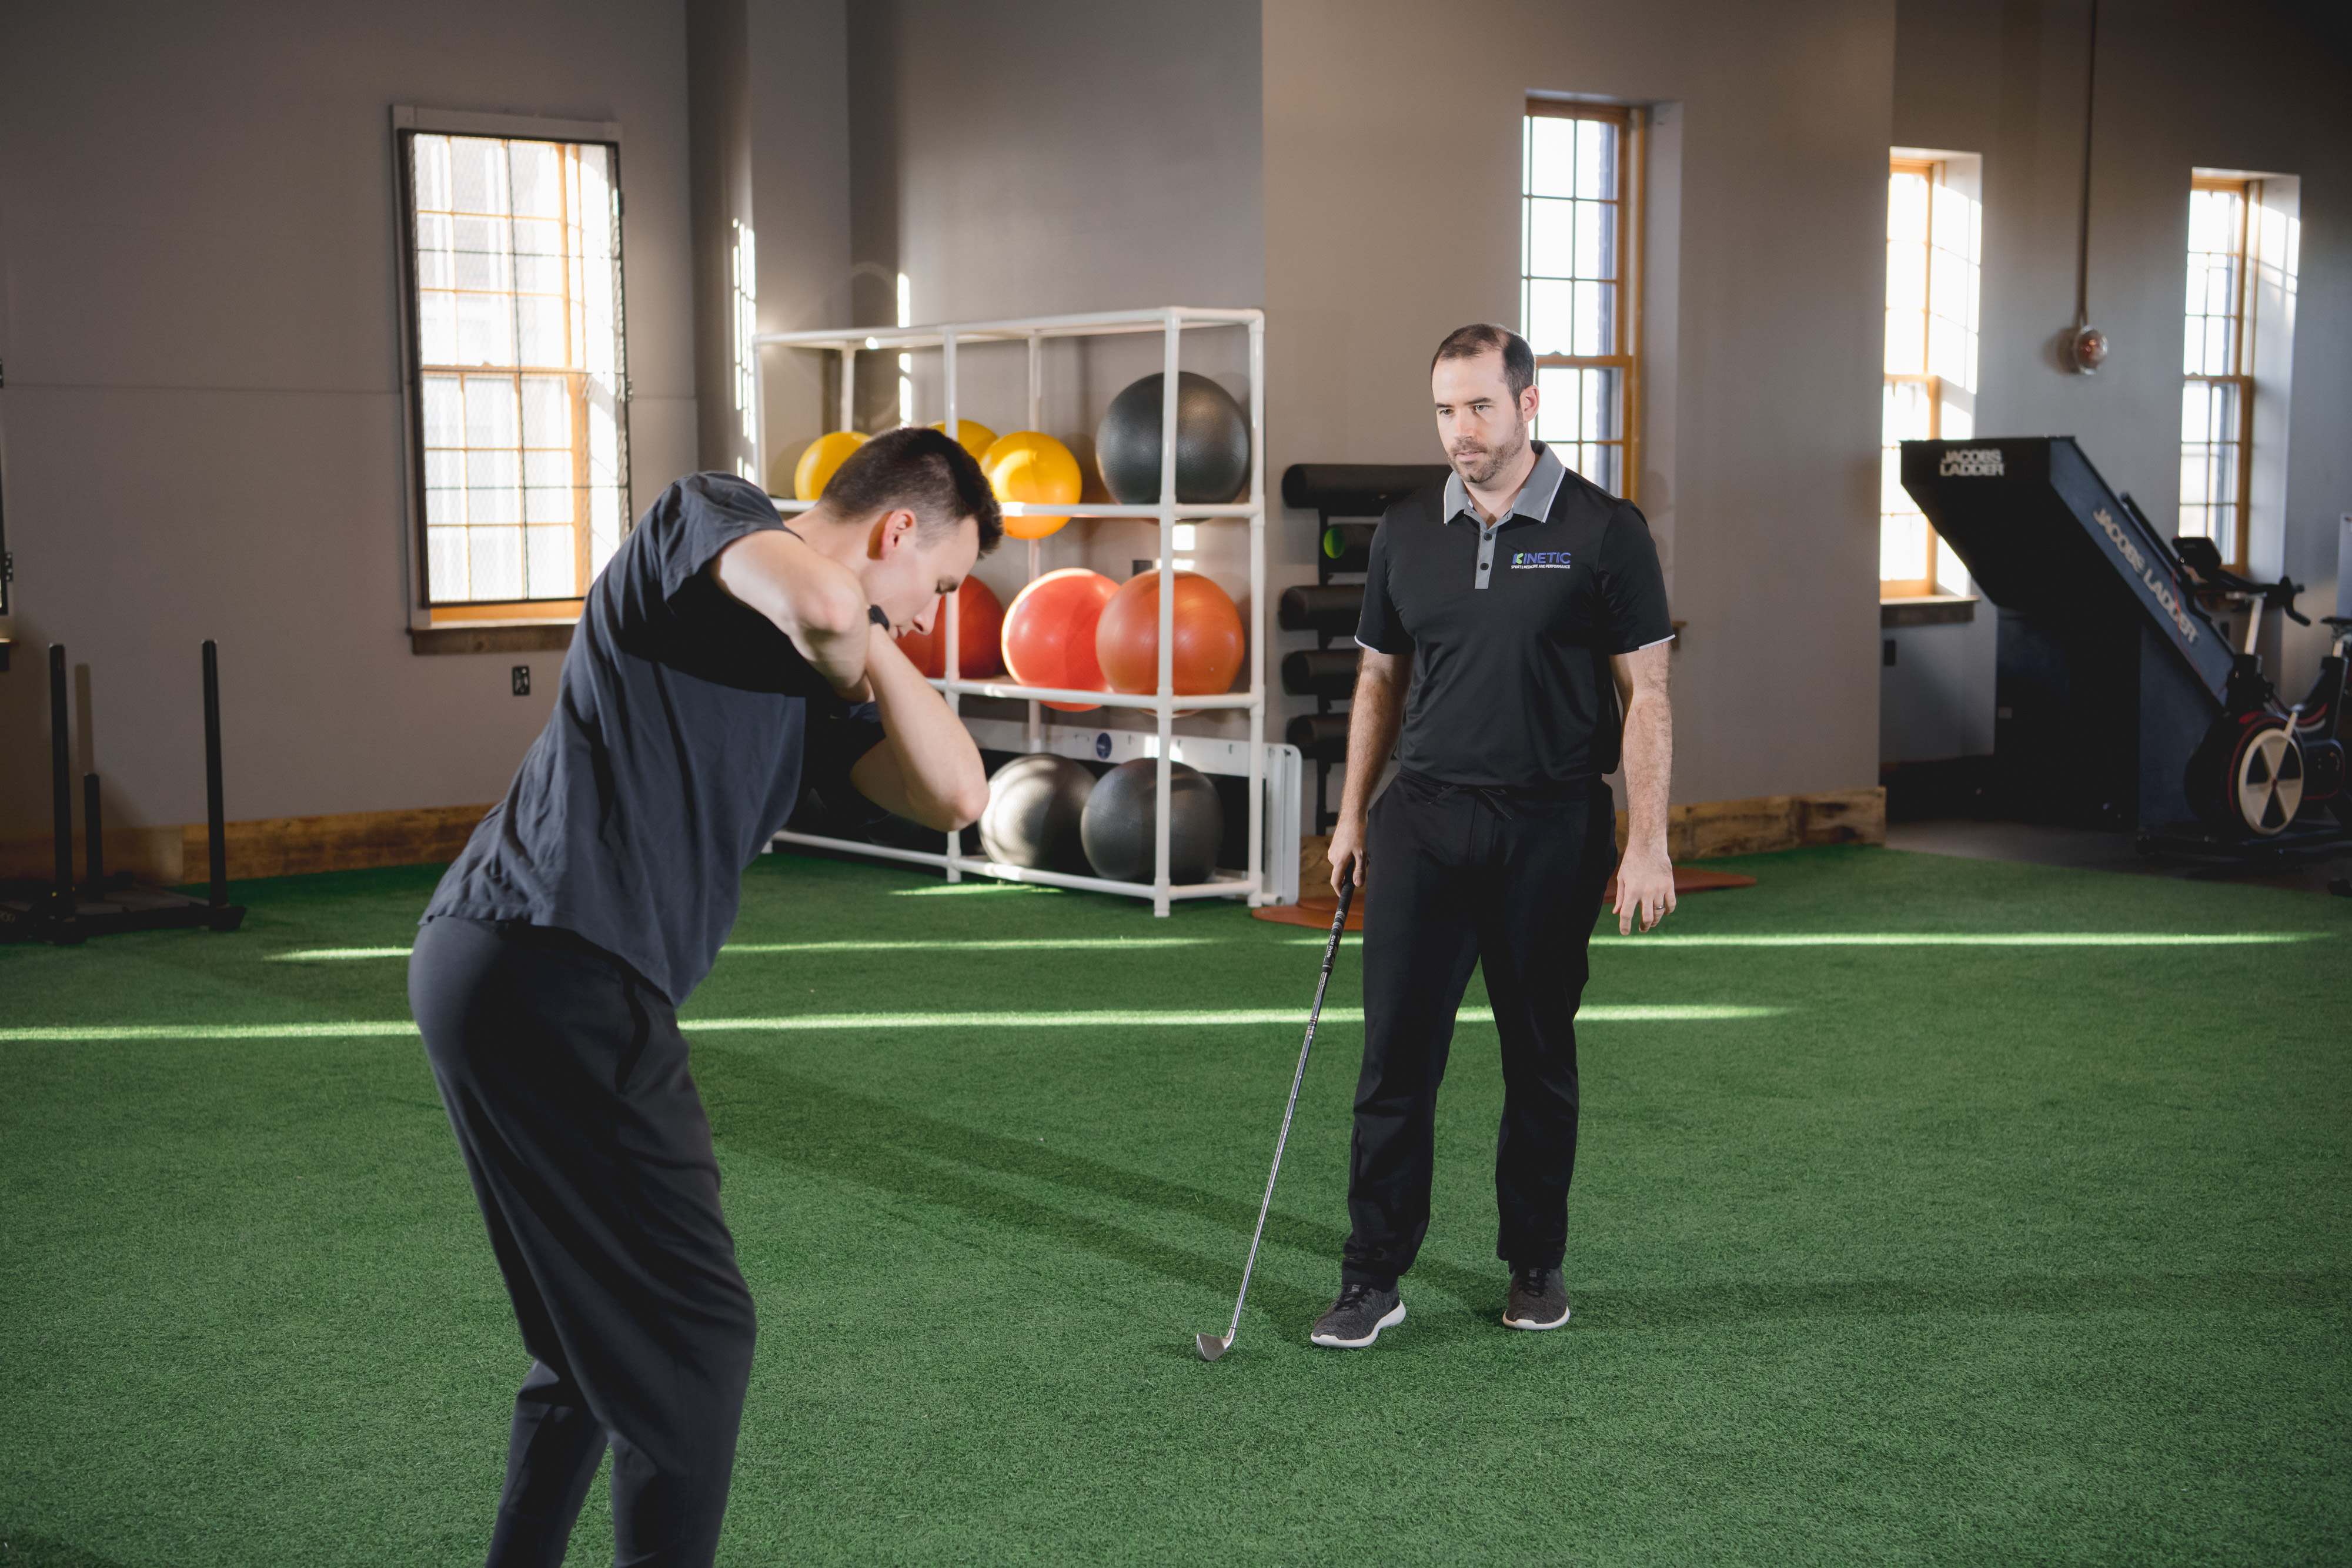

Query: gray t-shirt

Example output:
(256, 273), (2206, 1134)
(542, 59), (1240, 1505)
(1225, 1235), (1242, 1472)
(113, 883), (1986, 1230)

(423, 472), (883, 1004)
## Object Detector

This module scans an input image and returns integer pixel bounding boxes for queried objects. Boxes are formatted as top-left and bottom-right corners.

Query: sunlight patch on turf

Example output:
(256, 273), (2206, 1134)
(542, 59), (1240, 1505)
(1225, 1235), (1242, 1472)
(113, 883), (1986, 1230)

(269, 937), (1217, 961)
(0, 1004), (1780, 1043)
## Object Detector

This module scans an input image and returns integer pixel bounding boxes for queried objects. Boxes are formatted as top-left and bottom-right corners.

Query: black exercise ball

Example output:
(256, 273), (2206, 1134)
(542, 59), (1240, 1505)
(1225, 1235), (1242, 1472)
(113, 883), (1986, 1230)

(1095, 372), (1251, 505)
(979, 754), (1097, 874)
(1080, 759), (1225, 884)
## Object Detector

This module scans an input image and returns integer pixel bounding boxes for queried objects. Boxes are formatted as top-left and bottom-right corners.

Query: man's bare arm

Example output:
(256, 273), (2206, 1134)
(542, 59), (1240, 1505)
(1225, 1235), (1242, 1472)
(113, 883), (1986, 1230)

(711, 529), (871, 697)
(1325, 648), (1409, 896)
(846, 626), (990, 830)
(1608, 641), (1675, 934)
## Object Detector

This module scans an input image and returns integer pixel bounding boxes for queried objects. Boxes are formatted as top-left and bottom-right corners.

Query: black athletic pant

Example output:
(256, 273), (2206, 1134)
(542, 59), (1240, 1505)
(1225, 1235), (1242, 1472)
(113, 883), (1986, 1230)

(1341, 771), (1618, 1290)
(410, 917), (756, 1568)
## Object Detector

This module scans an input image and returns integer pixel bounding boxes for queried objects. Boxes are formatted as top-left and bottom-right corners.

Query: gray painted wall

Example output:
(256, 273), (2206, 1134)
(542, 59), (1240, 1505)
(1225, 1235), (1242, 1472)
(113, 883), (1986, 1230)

(1265, 0), (1899, 808)
(1884, 0), (2352, 764)
(0, 0), (697, 838)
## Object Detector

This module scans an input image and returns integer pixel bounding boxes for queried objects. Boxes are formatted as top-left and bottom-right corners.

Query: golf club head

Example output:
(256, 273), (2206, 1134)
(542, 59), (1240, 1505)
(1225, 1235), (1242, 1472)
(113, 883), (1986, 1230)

(1195, 1333), (1230, 1362)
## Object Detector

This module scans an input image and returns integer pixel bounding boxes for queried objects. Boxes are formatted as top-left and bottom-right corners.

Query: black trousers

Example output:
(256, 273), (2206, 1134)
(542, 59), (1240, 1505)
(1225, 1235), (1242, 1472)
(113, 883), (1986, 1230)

(1342, 771), (1618, 1290)
(410, 917), (756, 1568)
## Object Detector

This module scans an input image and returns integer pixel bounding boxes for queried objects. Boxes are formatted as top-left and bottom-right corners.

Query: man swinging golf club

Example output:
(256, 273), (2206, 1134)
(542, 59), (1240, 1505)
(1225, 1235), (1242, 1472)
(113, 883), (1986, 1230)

(1311, 323), (1676, 1349)
(409, 429), (999, 1566)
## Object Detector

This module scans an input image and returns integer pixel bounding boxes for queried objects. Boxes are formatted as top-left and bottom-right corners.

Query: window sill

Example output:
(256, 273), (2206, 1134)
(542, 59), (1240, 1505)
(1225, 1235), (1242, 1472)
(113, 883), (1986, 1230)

(410, 620), (577, 656)
(1880, 595), (1976, 628)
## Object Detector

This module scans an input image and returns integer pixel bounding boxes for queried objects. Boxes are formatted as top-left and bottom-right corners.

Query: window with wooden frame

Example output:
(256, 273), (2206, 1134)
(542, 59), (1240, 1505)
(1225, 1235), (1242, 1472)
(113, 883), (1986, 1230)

(1882, 155), (1980, 599)
(1522, 101), (1639, 499)
(2181, 175), (2254, 569)
(399, 128), (629, 621)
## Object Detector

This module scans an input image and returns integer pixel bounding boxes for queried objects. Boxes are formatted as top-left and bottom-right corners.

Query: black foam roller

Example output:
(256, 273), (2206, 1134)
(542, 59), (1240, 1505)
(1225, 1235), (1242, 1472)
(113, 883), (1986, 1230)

(1281, 648), (1360, 698)
(1286, 714), (1351, 764)
(1278, 583), (1364, 634)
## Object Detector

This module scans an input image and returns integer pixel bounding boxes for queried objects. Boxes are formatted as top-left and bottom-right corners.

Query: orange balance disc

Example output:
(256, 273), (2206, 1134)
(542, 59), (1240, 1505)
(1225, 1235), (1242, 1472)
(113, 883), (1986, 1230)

(1095, 570), (1245, 696)
(1001, 568), (1118, 711)
(896, 577), (1005, 679)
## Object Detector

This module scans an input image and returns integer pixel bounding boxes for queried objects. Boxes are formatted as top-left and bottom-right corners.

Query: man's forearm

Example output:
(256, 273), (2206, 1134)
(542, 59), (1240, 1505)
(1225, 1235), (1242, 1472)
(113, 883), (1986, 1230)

(861, 627), (986, 825)
(1621, 692), (1672, 854)
(1338, 667), (1405, 820)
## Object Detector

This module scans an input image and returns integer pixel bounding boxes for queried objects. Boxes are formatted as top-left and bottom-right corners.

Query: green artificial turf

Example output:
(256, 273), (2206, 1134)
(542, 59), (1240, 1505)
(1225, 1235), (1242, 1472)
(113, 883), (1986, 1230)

(2, 845), (2348, 1565)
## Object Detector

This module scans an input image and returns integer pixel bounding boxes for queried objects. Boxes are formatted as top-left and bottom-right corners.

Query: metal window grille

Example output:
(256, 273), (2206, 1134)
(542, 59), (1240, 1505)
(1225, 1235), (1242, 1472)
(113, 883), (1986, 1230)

(1522, 102), (1638, 498)
(403, 132), (630, 607)
(2180, 178), (2253, 568)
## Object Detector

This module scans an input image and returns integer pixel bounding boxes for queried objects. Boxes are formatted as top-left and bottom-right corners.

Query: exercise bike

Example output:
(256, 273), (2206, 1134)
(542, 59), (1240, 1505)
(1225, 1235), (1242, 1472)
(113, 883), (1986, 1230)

(2171, 536), (2350, 838)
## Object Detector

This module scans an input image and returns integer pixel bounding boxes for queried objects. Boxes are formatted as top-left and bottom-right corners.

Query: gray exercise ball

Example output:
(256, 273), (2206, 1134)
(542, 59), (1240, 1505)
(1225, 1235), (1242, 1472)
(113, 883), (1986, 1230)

(979, 754), (1097, 874)
(1094, 372), (1251, 505)
(1079, 759), (1225, 884)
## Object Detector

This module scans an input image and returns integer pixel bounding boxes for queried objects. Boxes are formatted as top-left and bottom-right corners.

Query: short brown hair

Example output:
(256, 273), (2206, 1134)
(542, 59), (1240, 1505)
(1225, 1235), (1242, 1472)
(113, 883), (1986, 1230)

(821, 426), (1004, 555)
(1431, 323), (1535, 399)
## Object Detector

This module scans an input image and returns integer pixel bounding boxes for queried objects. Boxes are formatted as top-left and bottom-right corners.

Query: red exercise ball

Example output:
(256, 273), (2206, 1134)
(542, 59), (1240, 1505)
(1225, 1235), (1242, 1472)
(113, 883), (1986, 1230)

(1095, 570), (1245, 697)
(896, 577), (1005, 679)
(1001, 568), (1119, 711)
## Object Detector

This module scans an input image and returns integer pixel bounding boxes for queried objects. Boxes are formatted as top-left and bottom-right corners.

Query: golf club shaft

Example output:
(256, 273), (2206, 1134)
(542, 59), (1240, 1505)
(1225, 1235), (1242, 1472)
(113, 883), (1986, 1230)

(1221, 874), (1355, 1345)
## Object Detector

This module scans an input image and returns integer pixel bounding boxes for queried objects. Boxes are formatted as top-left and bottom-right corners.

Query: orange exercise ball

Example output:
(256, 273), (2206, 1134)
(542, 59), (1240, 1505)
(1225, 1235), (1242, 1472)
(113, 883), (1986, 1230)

(981, 431), (1082, 540)
(1001, 568), (1118, 711)
(894, 577), (1006, 679)
(1096, 570), (1245, 697)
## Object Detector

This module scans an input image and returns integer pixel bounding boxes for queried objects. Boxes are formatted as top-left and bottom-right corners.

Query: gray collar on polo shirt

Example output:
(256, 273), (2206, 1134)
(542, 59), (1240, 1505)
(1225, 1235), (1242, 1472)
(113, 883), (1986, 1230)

(1445, 440), (1569, 590)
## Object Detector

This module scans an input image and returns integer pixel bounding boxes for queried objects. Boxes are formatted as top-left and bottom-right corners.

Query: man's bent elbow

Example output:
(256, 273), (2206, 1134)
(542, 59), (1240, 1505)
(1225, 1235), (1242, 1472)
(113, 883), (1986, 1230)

(944, 781), (990, 831)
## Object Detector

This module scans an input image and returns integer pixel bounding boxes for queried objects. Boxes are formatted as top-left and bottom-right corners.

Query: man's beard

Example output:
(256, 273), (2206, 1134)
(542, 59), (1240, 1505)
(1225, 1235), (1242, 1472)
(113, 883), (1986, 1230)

(1451, 416), (1529, 488)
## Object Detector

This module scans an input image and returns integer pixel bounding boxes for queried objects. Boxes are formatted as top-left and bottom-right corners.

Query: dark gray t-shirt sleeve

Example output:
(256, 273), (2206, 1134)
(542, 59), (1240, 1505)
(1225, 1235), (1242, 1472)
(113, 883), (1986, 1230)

(1596, 501), (1675, 653)
(1354, 508), (1414, 656)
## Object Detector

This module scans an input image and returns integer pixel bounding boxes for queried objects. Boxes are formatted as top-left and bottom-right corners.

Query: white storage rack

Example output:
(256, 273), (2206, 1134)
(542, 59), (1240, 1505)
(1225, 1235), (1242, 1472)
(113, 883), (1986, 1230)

(752, 305), (1278, 917)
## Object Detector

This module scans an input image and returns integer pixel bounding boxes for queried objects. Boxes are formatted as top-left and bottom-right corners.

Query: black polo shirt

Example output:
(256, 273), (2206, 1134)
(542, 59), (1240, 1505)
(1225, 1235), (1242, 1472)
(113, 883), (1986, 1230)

(1355, 441), (1673, 789)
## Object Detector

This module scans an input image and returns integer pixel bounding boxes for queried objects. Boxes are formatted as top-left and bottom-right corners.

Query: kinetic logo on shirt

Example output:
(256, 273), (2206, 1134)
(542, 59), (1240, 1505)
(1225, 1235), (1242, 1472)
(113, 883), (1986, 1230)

(1511, 550), (1573, 570)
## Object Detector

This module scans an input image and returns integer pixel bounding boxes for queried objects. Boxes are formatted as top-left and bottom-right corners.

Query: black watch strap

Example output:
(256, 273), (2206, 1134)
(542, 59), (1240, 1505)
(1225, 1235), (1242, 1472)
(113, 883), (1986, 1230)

(868, 604), (891, 628)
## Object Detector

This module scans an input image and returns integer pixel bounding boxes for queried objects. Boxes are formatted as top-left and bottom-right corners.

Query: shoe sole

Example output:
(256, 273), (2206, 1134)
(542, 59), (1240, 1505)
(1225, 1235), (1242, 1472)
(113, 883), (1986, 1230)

(1496, 1298), (1571, 1335)
(1311, 1300), (1406, 1348)
(1502, 1303), (1571, 1330)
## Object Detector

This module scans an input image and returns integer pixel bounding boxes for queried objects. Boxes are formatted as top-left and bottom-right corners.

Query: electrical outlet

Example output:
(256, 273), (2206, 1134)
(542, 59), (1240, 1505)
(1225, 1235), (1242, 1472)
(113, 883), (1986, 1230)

(512, 666), (531, 696)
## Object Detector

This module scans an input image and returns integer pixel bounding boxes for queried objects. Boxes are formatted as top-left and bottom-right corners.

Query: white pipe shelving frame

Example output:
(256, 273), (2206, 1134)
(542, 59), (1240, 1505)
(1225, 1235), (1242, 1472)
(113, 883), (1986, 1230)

(751, 305), (1269, 918)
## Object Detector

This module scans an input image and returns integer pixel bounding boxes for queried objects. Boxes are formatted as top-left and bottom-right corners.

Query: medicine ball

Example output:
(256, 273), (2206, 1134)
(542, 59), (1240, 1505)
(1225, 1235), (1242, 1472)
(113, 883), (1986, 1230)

(1079, 759), (1225, 884)
(1094, 372), (1251, 505)
(979, 754), (1097, 874)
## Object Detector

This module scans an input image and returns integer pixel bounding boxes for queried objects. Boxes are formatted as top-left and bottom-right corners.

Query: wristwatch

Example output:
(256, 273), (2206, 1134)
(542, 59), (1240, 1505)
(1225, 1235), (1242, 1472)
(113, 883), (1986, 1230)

(867, 604), (891, 629)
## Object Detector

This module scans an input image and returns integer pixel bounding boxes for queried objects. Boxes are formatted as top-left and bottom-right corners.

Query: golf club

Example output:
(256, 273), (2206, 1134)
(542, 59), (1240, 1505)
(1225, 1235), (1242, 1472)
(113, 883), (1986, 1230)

(1197, 871), (1356, 1362)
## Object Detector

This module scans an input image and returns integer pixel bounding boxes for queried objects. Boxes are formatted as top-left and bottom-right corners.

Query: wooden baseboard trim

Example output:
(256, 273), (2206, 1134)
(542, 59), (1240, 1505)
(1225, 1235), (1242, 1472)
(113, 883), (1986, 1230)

(1617, 787), (1886, 860)
(0, 803), (495, 884)
(1296, 785), (1885, 888)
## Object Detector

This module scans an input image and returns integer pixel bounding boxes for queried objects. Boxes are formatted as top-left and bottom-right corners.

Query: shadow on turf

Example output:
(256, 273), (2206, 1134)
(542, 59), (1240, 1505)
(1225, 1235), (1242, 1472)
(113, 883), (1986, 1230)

(1572, 1268), (2349, 1329)
(0, 1530), (136, 1568)
(699, 1052), (2352, 1348)
(697, 1047), (1506, 1330)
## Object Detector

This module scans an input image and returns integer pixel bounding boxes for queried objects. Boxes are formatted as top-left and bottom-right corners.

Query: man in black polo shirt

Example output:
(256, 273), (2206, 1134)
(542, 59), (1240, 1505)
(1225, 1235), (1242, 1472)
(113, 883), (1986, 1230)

(408, 429), (998, 1565)
(1311, 324), (1676, 1350)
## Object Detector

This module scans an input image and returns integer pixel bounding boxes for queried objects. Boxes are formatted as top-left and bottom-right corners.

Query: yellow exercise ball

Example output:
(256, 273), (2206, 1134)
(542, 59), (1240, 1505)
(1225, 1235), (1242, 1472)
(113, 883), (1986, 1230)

(981, 431), (1082, 540)
(929, 419), (999, 461)
(793, 430), (868, 502)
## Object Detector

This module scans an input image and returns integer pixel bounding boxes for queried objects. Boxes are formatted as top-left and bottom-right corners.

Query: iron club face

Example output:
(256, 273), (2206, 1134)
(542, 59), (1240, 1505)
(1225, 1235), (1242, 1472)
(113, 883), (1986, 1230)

(1196, 1333), (1230, 1362)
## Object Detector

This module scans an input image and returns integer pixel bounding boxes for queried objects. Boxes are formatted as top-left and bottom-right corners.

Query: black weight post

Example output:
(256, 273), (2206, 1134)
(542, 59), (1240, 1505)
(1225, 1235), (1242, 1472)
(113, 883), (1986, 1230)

(83, 773), (105, 889)
(202, 640), (228, 912)
(49, 646), (76, 931)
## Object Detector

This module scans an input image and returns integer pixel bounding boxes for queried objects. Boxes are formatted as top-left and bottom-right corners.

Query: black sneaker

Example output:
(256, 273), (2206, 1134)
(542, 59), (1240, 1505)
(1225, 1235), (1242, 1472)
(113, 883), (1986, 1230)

(1310, 1283), (1405, 1348)
(1503, 1265), (1570, 1330)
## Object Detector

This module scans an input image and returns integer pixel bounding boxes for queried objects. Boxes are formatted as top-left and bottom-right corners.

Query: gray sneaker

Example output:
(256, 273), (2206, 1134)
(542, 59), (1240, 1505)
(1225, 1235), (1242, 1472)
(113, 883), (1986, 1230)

(1503, 1266), (1571, 1330)
(1311, 1283), (1405, 1348)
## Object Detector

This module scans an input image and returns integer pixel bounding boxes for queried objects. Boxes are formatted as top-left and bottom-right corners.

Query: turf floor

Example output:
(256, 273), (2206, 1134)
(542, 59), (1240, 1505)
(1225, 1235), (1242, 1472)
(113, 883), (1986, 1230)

(2, 844), (2347, 1565)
